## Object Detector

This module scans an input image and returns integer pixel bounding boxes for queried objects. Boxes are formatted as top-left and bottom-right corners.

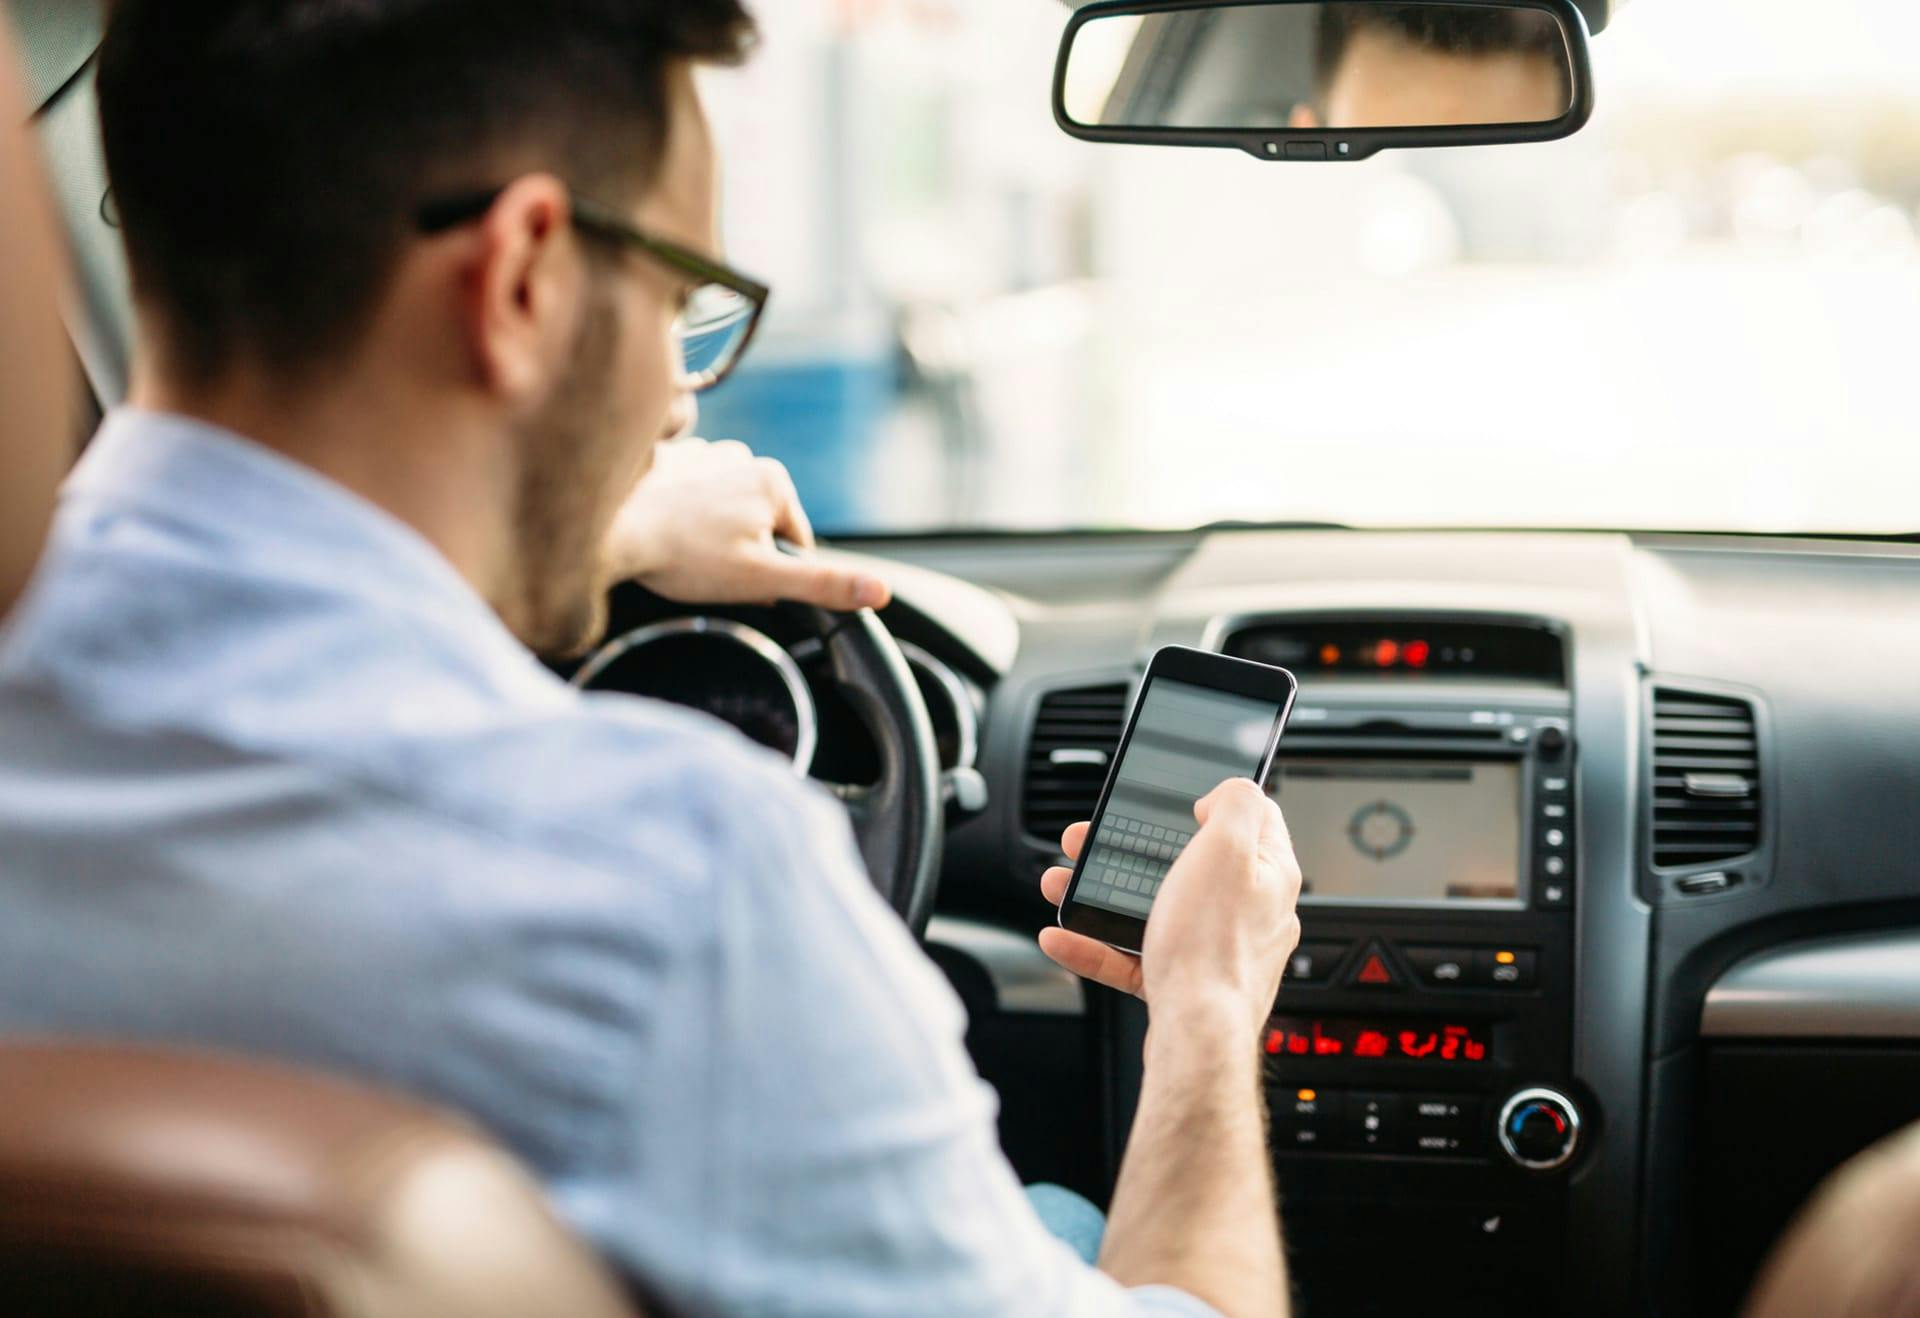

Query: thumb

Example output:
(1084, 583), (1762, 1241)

(1193, 778), (1270, 831)
(759, 549), (891, 612)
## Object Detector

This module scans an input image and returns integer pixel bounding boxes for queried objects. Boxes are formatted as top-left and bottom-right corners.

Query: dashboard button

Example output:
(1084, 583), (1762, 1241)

(1284, 940), (1350, 985)
(1537, 879), (1571, 909)
(1403, 946), (1475, 989)
(1540, 776), (1570, 797)
(1541, 802), (1569, 821)
(1408, 1094), (1479, 1128)
(1346, 943), (1402, 990)
(1277, 1123), (1338, 1152)
(1410, 1128), (1483, 1156)
(1476, 948), (1538, 989)
(1346, 1093), (1400, 1151)
(1279, 1086), (1343, 1123)
(1540, 855), (1568, 878)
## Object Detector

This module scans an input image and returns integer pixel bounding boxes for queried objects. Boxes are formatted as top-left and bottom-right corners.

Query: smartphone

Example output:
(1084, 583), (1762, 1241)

(1057, 646), (1299, 955)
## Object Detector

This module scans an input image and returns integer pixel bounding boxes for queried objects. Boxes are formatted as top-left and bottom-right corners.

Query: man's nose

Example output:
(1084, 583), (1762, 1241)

(661, 392), (699, 443)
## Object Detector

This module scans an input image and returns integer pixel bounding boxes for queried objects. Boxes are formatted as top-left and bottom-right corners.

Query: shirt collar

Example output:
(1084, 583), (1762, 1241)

(70, 408), (502, 626)
(64, 408), (564, 704)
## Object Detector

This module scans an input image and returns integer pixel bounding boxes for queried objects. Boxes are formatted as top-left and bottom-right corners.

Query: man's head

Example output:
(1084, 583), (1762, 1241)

(1292, 4), (1570, 130)
(98, 0), (757, 653)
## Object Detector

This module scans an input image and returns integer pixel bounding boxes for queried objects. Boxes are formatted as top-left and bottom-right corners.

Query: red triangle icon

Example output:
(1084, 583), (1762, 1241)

(1357, 953), (1394, 985)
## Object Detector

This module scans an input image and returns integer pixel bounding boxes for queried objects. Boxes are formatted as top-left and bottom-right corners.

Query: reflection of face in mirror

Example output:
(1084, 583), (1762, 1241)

(1292, 5), (1571, 129)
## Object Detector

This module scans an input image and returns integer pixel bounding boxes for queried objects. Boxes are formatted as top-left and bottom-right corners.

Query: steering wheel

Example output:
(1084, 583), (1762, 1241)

(786, 602), (944, 935)
(573, 591), (944, 936)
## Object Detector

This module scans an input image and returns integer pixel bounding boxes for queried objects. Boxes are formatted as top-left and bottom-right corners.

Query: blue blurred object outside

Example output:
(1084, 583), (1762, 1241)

(695, 353), (897, 536)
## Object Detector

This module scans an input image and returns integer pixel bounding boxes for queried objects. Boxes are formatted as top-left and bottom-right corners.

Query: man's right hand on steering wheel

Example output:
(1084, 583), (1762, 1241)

(607, 436), (892, 613)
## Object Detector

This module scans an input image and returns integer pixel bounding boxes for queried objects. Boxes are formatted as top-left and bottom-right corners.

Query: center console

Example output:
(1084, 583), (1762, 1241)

(1218, 614), (1585, 1316)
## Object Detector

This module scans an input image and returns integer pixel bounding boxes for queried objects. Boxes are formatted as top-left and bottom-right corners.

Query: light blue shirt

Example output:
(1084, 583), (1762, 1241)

(0, 411), (1213, 1317)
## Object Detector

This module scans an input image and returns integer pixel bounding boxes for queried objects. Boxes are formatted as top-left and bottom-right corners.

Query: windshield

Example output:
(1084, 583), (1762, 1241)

(700, 0), (1920, 537)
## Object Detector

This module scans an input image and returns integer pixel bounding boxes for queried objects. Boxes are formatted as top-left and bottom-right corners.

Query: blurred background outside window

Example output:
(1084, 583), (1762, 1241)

(699, 0), (1920, 535)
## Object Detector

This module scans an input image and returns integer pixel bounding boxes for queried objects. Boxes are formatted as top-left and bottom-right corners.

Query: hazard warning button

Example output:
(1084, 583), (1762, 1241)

(1346, 943), (1402, 990)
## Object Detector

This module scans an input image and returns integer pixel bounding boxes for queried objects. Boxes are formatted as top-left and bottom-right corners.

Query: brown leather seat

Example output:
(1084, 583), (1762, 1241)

(0, 1041), (638, 1318)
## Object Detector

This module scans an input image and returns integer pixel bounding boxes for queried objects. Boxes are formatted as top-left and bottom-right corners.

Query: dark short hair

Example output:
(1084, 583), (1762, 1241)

(1314, 4), (1567, 101)
(98, 0), (757, 385)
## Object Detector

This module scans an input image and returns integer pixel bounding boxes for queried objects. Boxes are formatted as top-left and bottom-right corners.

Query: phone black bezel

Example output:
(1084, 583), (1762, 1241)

(1058, 645), (1300, 955)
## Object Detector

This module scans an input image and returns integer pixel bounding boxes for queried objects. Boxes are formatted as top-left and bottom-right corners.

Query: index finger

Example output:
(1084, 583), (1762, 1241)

(759, 458), (816, 551)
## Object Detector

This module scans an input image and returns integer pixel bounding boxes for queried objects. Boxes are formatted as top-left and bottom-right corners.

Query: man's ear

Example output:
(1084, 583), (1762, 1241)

(461, 173), (578, 402)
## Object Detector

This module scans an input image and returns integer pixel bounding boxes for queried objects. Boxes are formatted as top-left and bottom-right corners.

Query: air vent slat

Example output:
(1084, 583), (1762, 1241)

(1023, 683), (1129, 843)
(1654, 700), (1751, 719)
(1652, 754), (1758, 773)
(1650, 689), (1761, 869)
(1651, 722), (1758, 745)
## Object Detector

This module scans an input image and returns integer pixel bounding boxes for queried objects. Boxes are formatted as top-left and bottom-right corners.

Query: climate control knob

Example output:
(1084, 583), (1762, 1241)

(1497, 1088), (1582, 1171)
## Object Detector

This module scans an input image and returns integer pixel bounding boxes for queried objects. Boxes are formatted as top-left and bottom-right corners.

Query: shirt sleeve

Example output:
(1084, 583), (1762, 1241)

(589, 749), (1224, 1317)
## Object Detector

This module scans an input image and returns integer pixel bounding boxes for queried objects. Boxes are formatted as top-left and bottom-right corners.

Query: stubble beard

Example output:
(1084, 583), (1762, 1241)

(509, 288), (628, 659)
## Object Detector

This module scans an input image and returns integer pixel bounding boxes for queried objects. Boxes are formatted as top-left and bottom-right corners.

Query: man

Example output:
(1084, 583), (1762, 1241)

(0, 3), (1304, 1315)
(0, 23), (71, 618)
(1291, 4), (1573, 129)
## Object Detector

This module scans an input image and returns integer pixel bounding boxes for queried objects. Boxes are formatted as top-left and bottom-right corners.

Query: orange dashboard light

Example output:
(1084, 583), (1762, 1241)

(1374, 640), (1400, 667)
(1297, 1088), (1317, 1103)
(1496, 950), (1517, 965)
(1319, 644), (1341, 667)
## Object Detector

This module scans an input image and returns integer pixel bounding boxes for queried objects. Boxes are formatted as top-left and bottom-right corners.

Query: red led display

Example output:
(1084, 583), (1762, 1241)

(1262, 1018), (1490, 1064)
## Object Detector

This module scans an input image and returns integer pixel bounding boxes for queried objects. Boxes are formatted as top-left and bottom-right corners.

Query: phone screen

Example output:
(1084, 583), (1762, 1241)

(1071, 677), (1289, 919)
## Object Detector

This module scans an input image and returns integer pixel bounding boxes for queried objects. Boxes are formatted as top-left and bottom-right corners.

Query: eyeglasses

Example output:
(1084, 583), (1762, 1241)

(416, 189), (771, 393)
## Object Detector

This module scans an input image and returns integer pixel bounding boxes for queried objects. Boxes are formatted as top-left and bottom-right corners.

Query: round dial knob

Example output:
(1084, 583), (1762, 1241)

(1536, 726), (1569, 757)
(1497, 1088), (1582, 1171)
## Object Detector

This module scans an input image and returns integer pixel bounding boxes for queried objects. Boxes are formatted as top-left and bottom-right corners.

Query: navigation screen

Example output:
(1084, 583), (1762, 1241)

(1074, 679), (1286, 918)
(1269, 758), (1521, 905)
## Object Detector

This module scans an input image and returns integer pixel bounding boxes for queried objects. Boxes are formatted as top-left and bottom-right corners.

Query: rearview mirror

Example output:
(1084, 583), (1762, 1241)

(1055, 0), (1593, 161)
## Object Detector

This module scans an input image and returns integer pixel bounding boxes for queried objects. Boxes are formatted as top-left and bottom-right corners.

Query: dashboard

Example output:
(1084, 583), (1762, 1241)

(576, 529), (1920, 1318)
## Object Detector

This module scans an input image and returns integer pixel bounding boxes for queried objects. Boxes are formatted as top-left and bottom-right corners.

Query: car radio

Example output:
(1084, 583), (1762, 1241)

(1212, 615), (1585, 1312)
(1255, 691), (1579, 1165)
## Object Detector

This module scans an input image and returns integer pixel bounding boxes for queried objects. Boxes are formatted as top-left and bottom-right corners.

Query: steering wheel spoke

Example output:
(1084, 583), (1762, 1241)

(779, 603), (943, 935)
(825, 781), (876, 822)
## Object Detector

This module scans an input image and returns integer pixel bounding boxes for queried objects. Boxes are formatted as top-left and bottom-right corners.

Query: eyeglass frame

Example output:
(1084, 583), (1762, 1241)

(415, 187), (771, 393)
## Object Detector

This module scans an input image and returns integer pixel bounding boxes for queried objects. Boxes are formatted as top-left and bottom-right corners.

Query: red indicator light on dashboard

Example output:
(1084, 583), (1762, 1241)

(1287, 1034), (1309, 1056)
(1374, 640), (1400, 667)
(1311, 1022), (1345, 1056)
(1354, 1030), (1390, 1058)
(1405, 640), (1431, 668)
(1399, 1030), (1439, 1059)
(1264, 1029), (1286, 1056)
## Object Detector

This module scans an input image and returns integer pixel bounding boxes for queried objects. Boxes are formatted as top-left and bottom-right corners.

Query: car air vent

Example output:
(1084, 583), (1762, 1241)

(1651, 689), (1761, 868)
(1023, 683), (1130, 844)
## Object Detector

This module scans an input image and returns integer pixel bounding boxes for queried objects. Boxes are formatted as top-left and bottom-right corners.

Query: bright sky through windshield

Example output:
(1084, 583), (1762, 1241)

(703, 0), (1920, 537)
